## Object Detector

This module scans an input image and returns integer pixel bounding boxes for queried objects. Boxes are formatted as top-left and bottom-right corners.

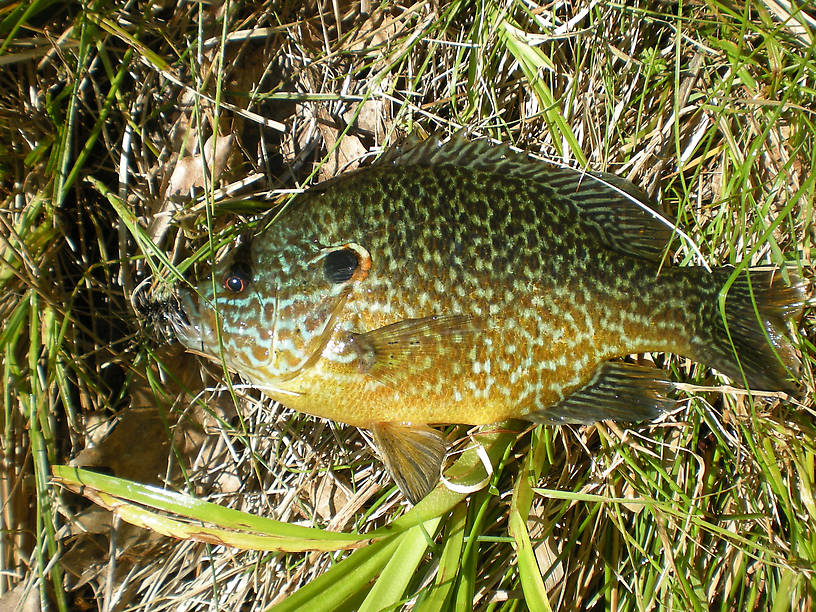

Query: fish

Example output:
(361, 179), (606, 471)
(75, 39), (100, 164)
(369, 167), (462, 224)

(141, 133), (806, 504)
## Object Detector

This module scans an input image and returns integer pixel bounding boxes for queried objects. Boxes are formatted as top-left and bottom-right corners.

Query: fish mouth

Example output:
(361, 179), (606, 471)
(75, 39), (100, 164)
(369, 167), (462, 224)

(132, 278), (201, 347)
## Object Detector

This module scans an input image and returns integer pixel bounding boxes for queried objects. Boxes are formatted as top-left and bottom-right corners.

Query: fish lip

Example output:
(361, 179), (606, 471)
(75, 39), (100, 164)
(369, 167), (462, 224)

(167, 289), (203, 348)
(132, 279), (202, 346)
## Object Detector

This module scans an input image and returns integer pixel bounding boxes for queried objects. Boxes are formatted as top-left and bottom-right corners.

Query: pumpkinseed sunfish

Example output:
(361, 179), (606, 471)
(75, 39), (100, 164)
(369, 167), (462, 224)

(141, 133), (806, 504)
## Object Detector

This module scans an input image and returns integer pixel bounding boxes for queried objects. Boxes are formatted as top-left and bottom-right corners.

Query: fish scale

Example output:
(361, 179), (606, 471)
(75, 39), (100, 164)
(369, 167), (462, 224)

(156, 133), (805, 504)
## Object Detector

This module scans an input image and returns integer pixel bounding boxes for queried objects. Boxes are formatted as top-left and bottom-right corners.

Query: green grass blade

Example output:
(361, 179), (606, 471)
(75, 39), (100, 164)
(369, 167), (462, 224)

(491, 9), (586, 165)
(88, 177), (189, 282)
(87, 14), (170, 72)
(0, 0), (61, 51)
(414, 503), (467, 612)
(508, 442), (551, 611)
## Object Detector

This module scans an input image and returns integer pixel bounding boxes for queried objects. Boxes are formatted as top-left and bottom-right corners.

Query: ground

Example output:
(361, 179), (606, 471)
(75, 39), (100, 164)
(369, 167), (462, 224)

(1, 1), (815, 610)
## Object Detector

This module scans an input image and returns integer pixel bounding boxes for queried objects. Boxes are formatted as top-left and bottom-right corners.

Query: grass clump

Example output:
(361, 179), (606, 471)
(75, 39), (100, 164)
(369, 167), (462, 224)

(1, 1), (814, 610)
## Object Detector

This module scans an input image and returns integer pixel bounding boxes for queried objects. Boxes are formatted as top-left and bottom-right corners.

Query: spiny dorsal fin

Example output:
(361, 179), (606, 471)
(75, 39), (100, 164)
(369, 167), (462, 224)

(378, 132), (674, 262)
(529, 362), (675, 425)
(377, 131), (546, 179)
(370, 422), (446, 504)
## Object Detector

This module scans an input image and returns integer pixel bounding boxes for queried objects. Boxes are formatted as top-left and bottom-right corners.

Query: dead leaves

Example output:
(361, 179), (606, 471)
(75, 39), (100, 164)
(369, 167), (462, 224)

(164, 134), (235, 199)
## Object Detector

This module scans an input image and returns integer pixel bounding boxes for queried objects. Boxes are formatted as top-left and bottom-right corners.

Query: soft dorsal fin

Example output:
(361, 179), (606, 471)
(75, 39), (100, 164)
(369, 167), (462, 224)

(377, 132), (675, 262)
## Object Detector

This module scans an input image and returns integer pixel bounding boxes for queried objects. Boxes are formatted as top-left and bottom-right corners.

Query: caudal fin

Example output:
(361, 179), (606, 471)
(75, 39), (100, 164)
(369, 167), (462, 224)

(695, 268), (806, 392)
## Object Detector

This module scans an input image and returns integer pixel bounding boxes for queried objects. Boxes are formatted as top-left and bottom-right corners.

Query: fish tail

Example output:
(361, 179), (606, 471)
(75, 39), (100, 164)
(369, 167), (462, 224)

(691, 267), (807, 392)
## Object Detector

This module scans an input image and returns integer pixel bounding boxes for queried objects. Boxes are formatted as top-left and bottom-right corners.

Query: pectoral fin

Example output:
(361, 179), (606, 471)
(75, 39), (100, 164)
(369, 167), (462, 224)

(370, 422), (446, 504)
(530, 362), (675, 425)
(349, 314), (475, 388)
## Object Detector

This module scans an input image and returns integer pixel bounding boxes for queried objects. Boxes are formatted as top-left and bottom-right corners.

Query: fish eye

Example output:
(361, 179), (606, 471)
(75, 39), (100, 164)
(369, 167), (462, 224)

(221, 240), (253, 294)
(223, 265), (251, 294)
(323, 248), (359, 284)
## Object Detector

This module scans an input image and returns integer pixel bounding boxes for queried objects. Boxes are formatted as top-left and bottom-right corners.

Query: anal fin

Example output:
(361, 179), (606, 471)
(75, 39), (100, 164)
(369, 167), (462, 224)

(370, 423), (446, 504)
(531, 362), (675, 425)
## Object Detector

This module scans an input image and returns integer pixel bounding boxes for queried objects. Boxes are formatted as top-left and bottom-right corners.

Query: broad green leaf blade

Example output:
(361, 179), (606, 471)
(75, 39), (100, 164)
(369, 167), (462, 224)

(452, 494), (485, 612)
(265, 537), (403, 612)
(358, 517), (442, 612)
(52, 466), (374, 551)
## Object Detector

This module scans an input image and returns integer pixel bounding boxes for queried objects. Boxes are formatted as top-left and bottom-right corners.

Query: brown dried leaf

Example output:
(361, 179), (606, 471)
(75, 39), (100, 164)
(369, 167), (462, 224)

(71, 405), (175, 485)
(307, 474), (350, 522)
(531, 534), (564, 594)
(0, 580), (40, 612)
(71, 345), (206, 485)
(344, 99), (386, 138)
(164, 134), (235, 198)
(315, 110), (368, 180)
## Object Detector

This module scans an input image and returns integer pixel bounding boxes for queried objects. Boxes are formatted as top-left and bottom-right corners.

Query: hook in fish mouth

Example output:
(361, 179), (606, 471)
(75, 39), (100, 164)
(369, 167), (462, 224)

(131, 278), (198, 345)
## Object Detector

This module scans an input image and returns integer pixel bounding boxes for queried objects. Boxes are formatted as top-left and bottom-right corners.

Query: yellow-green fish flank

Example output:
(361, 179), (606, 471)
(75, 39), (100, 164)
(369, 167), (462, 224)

(152, 134), (805, 504)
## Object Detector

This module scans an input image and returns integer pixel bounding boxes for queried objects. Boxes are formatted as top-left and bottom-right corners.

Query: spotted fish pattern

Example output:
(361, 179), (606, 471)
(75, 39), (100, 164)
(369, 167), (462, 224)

(162, 133), (806, 503)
